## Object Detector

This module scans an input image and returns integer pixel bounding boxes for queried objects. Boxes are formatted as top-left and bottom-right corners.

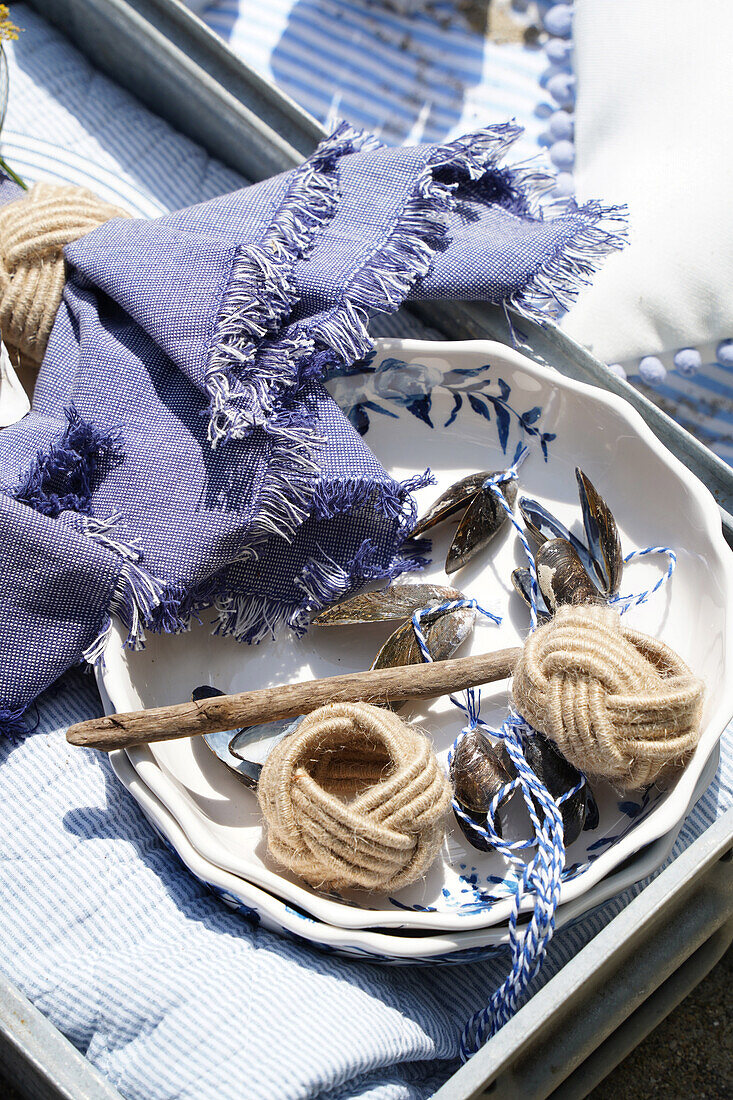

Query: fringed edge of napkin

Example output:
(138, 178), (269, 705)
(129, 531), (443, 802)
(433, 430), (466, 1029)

(198, 124), (526, 550)
(305, 125), (525, 371)
(202, 122), (627, 460)
(76, 468), (433, 659)
(506, 192), (628, 326)
(205, 121), (382, 448)
(2, 405), (432, 697)
(8, 406), (123, 516)
(202, 123), (523, 451)
(212, 525), (430, 646)
(0, 705), (33, 745)
(200, 123), (626, 556)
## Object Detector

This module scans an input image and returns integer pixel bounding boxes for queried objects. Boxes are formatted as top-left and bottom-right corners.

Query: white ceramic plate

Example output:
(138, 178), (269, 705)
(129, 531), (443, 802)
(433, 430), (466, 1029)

(100, 339), (733, 931)
(110, 743), (718, 962)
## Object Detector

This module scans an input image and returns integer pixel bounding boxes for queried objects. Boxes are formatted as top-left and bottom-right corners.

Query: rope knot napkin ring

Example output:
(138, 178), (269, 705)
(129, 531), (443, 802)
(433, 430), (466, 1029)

(512, 603), (704, 789)
(0, 181), (127, 364)
(258, 701), (452, 892)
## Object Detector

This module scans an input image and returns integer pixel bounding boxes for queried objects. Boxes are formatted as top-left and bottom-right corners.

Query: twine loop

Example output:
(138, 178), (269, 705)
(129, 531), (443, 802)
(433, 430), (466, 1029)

(0, 182), (128, 364)
(511, 603), (704, 789)
(257, 702), (453, 892)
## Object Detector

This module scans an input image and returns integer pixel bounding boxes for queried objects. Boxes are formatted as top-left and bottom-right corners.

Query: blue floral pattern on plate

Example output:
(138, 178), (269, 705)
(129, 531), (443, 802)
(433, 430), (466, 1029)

(327, 356), (557, 460)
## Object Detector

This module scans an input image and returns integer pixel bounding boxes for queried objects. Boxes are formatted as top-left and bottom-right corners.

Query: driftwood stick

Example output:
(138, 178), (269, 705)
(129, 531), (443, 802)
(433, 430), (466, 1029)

(67, 647), (521, 752)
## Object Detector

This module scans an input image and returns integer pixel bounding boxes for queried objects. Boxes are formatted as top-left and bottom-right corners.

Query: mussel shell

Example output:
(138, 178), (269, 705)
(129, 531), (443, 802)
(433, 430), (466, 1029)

(450, 729), (512, 850)
(312, 583), (462, 626)
(576, 469), (623, 597)
(445, 478), (518, 574)
(228, 718), (301, 764)
(511, 567), (551, 624)
(535, 538), (603, 612)
(371, 605), (476, 670)
(409, 471), (495, 539)
(519, 496), (598, 581)
(192, 684), (224, 703)
(522, 732), (591, 846)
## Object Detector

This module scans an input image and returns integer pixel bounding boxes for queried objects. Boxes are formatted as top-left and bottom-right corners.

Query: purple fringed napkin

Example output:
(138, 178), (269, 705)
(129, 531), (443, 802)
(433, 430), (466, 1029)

(0, 123), (624, 737)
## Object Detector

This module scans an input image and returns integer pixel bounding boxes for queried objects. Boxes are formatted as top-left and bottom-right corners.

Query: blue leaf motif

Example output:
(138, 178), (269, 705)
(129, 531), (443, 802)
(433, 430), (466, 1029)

(512, 440), (525, 465)
(406, 394), (433, 427)
(495, 402), (511, 452)
(467, 393), (491, 422)
(449, 365), (492, 377)
(444, 392), (462, 427)
(498, 377), (511, 401)
(361, 399), (399, 419)
(540, 431), (557, 462)
(618, 800), (643, 818)
(521, 406), (542, 425)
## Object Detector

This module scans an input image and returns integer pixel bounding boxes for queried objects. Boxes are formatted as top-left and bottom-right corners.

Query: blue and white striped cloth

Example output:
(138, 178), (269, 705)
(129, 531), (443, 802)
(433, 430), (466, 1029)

(203, 0), (548, 156)
(4, 5), (247, 213)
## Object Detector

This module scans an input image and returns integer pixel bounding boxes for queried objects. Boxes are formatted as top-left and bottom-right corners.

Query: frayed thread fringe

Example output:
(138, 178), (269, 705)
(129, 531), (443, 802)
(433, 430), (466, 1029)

(506, 198), (628, 325)
(9, 405), (123, 517)
(82, 513), (168, 664)
(244, 401), (324, 549)
(80, 510), (141, 560)
(204, 121), (626, 463)
(203, 124), (522, 448)
(0, 703), (31, 745)
(214, 468), (433, 643)
(309, 123), (523, 368)
(310, 469), (433, 535)
(83, 558), (169, 664)
(213, 535), (429, 645)
(81, 465), (429, 659)
(205, 122), (381, 447)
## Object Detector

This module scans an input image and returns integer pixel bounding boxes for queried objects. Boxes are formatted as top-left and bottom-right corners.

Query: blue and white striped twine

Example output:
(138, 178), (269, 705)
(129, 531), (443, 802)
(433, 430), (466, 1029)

(409, 445), (677, 1058)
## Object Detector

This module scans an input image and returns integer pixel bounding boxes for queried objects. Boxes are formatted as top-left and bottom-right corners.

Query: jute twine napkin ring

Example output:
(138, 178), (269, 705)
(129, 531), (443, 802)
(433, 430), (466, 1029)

(257, 702), (453, 892)
(0, 182), (128, 365)
(512, 604), (705, 790)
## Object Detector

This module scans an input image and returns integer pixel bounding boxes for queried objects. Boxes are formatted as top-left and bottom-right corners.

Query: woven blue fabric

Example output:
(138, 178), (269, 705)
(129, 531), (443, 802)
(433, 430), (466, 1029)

(0, 121), (623, 732)
(0, 670), (729, 1100)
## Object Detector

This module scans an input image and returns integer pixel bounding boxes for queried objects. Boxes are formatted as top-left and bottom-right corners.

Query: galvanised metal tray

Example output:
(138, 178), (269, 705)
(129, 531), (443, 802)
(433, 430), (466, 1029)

(0, 2), (729, 1097)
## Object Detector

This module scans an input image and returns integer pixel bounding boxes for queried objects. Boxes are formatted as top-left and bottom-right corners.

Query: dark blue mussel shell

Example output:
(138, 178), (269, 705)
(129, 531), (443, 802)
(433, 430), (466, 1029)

(575, 468), (623, 597)
(193, 684), (262, 790)
(511, 566), (552, 623)
(519, 497), (599, 585)
(518, 468), (623, 604)
(522, 732), (597, 845)
(450, 729), (514, 851)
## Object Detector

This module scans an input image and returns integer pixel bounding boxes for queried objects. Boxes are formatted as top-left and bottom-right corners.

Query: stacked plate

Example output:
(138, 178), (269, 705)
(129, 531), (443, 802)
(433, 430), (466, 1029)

(101, 339), (733, 963)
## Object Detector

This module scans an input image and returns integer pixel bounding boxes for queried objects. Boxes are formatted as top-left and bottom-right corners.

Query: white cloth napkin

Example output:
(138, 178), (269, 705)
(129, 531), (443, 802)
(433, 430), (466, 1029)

(561, 0), (733, 365)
